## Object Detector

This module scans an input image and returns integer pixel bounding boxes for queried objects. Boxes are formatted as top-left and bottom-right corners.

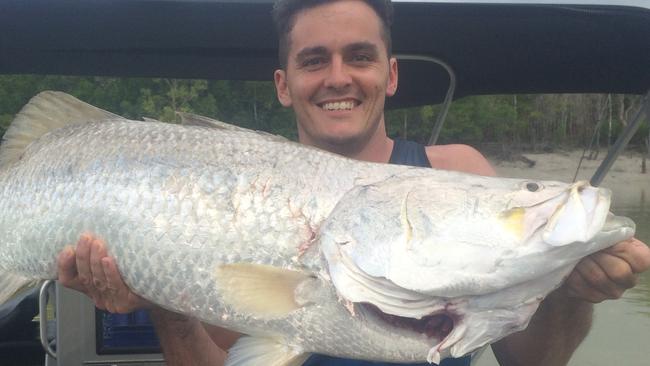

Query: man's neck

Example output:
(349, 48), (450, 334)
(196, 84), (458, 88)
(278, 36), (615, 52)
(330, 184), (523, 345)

(299, 132), (394, 164)
(344, 136), (394, 163)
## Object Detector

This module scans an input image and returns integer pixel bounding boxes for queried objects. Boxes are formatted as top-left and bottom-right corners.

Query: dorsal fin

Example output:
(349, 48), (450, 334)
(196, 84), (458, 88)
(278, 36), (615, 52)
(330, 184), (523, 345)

(0, 91), (120, 168)
(177, 112), (289, 142)
(177, 111), (248, 131)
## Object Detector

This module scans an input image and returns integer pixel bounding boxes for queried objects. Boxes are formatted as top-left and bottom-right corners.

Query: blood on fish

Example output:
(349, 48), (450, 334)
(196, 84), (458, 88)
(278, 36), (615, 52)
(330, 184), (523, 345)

(360, 303), (458, 340)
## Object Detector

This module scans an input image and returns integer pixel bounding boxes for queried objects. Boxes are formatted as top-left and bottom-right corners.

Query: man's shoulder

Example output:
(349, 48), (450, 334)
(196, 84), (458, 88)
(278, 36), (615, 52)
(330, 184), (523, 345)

(424, 144), (496, 176)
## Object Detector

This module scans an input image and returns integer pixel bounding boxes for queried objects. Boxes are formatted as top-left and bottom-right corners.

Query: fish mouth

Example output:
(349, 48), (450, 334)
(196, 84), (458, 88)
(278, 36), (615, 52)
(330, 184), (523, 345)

(360, 302), (456, 341)
(541, 181), (612, 246)
(589, 213), (636, 244)
(602, 213), (635, 233)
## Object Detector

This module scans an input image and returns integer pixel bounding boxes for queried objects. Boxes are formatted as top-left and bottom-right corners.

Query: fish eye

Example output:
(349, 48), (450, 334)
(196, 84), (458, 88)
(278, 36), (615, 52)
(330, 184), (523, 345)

(525, 182), (542, 192)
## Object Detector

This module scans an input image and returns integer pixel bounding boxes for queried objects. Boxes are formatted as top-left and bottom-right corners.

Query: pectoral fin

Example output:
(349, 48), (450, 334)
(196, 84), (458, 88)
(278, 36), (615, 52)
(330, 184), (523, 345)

(225, 336), (310, 366)
(215, 263), (312, 319)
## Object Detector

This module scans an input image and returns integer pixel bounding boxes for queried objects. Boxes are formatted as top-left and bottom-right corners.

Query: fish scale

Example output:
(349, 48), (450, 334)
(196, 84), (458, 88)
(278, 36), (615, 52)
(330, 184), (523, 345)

(0, 92), (636, 365)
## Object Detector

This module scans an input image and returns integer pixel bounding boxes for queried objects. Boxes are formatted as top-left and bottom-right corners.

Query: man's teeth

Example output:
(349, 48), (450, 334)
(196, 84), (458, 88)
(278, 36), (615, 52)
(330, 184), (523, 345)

(322, 101), (355, 111)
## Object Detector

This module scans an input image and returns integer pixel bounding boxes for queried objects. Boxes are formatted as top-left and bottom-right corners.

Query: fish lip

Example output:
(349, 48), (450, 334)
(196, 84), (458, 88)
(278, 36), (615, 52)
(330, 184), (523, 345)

(602, 214), (636, 233)
(526, 182), (614, 246)
(358, 302), (455, 341)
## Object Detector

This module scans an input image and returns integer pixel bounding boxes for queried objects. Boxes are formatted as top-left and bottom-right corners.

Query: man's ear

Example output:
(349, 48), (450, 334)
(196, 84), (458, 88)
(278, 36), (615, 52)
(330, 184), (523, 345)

(386, 57), (398, 97)
(274, 69), (293, 107)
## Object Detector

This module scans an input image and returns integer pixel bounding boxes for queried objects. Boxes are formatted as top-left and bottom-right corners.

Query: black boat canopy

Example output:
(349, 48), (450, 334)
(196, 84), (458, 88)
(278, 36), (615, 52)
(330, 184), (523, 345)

(0, 0), (648, 107)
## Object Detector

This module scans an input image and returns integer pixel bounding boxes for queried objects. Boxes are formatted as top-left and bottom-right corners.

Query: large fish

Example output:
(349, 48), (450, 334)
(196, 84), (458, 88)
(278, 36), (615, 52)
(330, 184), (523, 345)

(0, 92), (635, 365)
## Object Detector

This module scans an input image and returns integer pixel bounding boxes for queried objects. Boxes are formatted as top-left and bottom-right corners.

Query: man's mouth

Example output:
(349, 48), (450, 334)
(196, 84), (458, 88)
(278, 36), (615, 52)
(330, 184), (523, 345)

(319, 99), (359, 111)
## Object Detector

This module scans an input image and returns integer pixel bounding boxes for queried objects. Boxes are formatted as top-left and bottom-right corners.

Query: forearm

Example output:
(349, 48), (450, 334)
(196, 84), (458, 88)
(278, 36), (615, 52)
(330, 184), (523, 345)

(492, 287), (593, 366)
(150, 307), (228, 366)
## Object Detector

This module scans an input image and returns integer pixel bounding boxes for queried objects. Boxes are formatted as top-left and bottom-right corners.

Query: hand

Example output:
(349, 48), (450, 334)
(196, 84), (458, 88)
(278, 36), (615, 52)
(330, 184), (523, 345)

(565, 237), (650, 303)
(57, 233), (152, 313)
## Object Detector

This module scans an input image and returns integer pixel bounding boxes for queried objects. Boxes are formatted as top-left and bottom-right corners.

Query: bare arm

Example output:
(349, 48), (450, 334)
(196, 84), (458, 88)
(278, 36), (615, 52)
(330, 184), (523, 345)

(424, 144), (496, 176)
(491, 288), (593, 366)
(149, 309), (231, 366)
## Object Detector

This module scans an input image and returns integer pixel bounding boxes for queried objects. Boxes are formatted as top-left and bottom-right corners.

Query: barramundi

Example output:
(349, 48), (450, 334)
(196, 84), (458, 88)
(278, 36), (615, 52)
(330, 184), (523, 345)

(0, 92), (635, 365)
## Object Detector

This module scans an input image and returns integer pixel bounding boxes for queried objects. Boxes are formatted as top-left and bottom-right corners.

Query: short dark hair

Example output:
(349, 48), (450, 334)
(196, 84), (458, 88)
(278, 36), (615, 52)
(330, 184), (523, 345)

(272, 0), (394, 69)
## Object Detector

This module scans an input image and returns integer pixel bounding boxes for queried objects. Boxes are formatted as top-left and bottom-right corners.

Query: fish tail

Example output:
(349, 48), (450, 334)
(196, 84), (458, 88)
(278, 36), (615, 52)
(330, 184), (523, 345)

(0, 271), (40, 305)
(0, 91), (119, 169)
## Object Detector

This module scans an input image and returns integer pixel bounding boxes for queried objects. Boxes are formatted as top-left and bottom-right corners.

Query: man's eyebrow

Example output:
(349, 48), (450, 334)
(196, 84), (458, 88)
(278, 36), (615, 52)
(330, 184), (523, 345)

(344, 42), (379, 55)
(295, 46), (328, 62)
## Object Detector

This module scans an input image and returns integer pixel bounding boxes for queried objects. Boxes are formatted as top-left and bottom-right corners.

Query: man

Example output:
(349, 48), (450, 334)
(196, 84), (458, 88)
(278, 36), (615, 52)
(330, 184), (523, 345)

(58, 0), (650, 365)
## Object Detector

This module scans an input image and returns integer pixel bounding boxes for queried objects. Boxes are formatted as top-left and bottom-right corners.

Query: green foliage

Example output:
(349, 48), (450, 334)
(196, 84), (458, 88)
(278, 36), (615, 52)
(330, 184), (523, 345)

(0, 75), (297, 140)
(0, 114), (11, 132)
(0, 75), (645, 150)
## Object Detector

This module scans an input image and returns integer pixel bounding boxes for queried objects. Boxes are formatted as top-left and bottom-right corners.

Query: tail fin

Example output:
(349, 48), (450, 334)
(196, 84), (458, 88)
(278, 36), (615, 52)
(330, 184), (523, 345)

(0, 271), (39, 305)
(0, 91), (120, 168)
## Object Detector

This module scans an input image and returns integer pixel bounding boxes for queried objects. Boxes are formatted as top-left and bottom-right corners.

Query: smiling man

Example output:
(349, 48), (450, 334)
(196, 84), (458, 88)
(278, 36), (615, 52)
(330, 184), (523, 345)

(273, 0), (398, 163)
(57, 1), (650, 365)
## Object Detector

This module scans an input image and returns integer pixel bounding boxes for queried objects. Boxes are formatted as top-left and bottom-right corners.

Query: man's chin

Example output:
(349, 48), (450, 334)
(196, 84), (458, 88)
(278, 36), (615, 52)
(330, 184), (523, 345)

(318, 134), (367, 156)
(324, 134), (361, 146)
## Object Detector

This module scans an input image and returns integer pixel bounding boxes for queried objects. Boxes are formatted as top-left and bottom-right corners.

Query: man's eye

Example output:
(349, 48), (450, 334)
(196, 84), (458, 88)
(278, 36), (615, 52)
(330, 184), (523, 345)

(351, 54), (372, 62)
(302, 58), (325, 68)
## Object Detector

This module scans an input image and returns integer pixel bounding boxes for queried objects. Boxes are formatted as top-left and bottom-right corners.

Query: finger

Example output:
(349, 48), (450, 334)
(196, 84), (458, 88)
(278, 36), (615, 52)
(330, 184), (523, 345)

(89, 237), (109, 291)
(57, 245), (84, 292)
(100, 296), (115, 313)
(102, 257), (133, 313)
(75, 234), (99, 300)
(93, 297), (109, 312)
(590, 251), (638, 289)
(101, 256), (126, 293)
(565, 270), (609, 303)
(75, 235), (93, 286)
(605, 238), (650, 274)
(575, 256), (625, 299)
(101, 257), (151, 312)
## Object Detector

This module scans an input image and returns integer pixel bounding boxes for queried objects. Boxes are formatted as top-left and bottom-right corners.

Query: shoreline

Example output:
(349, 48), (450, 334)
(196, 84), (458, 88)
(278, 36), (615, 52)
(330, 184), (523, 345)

(487, 149), (649, 205)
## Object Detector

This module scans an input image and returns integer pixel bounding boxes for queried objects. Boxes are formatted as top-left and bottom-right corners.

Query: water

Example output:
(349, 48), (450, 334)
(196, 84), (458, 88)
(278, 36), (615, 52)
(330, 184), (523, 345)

(476, 187), (650, 366)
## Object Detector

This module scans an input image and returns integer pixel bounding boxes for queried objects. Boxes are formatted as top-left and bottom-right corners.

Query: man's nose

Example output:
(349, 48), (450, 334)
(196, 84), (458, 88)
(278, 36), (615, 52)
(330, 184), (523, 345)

(324, 56), (352, 89)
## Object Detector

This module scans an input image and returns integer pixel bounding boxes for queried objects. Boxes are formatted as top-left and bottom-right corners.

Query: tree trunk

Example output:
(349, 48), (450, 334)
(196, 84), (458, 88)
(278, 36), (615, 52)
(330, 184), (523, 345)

(166, 79), (178, 112)
(607, 94), (612, 149)
(252, 83), (258, 128)
(618, 94), (626, 126)
(641, 132), (650, 174)
(560, 94), (569, 147)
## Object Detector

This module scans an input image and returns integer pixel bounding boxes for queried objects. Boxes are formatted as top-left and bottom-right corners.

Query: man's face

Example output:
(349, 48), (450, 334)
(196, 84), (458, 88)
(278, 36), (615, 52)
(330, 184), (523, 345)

(274, 0), (398, 150)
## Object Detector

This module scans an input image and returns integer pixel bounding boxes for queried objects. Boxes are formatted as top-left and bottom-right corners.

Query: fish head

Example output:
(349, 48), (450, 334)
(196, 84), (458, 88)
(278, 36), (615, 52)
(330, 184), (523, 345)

(319, 173), (634, 361)
(321, 175), (625, 293)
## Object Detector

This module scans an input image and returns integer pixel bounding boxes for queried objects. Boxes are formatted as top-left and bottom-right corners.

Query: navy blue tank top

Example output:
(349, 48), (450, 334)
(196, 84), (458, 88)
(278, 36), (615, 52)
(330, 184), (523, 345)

(388, 139), (432, 168)
(303, 139), (470, 366)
